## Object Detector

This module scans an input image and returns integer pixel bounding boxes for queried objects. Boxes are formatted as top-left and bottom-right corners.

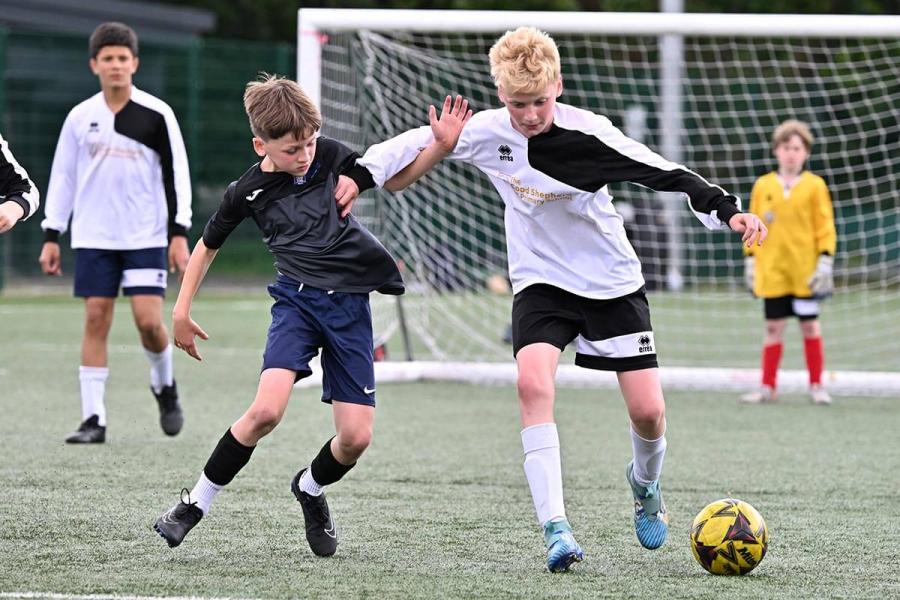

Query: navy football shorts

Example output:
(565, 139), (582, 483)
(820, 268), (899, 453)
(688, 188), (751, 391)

(263, 276), (376, 406)
(74, 247), (167, 298)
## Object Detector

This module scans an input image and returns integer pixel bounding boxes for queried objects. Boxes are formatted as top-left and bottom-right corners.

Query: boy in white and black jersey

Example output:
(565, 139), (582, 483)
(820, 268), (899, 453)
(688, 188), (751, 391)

(0, 131), (39, 233)
(356, 27), (768, 572)
(152, 74), (471, 556)
(38, 23), (192, 444)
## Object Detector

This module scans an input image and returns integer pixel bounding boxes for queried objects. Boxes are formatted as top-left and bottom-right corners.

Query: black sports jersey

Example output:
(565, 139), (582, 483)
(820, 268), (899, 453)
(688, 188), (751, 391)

(203, 137), (403, 295)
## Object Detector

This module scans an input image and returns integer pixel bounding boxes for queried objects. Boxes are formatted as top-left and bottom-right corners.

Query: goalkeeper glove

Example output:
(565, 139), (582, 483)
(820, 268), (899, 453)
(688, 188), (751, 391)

(744, 256), (755, 293)
(807, 254), (834, 297)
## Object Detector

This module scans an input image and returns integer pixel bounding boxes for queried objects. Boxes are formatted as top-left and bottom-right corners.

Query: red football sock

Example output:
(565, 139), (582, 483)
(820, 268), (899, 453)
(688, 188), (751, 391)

(761, 343), (783, 389)
(804, 337), (824, 385)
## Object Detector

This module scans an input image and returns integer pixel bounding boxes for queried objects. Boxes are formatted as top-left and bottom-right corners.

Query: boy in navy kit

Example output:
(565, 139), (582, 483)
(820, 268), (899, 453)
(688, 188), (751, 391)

(38, 22), (192, 443)
(152, 74), (470, 556)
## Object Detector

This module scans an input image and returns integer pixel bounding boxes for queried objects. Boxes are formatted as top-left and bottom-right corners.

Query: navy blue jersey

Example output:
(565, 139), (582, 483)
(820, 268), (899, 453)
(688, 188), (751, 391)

(203, 137), (403, 295)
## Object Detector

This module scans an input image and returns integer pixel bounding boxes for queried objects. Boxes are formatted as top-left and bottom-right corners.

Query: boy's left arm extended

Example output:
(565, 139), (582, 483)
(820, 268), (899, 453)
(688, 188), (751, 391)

(533, 114), (766, 246)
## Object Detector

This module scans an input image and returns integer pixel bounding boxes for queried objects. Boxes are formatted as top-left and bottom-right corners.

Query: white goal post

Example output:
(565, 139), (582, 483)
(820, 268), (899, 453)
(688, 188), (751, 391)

(297, 9), (900, 397)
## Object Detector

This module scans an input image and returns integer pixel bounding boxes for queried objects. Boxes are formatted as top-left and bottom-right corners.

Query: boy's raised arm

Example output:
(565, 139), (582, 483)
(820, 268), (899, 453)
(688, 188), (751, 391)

(357, 95), (471, 192)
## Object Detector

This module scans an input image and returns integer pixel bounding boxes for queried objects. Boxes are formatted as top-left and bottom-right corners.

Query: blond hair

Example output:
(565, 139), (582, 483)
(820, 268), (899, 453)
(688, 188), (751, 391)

(772, 119), (814, 152)
(243, 73), (321, 141)
(489, 27), (561, 95)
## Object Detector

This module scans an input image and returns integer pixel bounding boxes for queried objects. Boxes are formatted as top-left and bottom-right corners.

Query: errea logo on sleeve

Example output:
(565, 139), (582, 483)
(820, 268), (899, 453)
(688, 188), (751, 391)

(498, 144), (514, 162)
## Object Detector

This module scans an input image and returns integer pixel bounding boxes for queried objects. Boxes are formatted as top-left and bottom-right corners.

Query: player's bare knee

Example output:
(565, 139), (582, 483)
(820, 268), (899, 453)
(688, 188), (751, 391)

(246, 406), (282, 436)
(336, 426), (372, 458)
(800, 319), (820, 338)
(764, 320), (786, 340)
(135, 315), (163, 340)
(629, 404), (665, 432)
(517, 373), (553, 406)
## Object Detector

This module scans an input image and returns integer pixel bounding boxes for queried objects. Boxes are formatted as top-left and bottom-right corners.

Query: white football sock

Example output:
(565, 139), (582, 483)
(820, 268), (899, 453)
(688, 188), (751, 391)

(299, 467), (323, 496)
(189, 472), (223, 515)
(630, 422), (667, 487)
(78, 366), (108, 426)
(145, 345), (174, 394)
(521, 422), (566, 527)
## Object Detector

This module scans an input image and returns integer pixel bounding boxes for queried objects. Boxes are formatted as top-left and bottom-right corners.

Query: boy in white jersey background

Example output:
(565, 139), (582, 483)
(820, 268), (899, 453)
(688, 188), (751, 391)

(357, 27), (768, 572)
(0, 131), (40, 233)
(38, 22), (192, 444)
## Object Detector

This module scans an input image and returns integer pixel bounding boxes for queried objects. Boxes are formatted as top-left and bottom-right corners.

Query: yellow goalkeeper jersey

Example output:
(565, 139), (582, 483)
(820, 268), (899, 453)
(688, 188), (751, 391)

(745, 171), (837, 298)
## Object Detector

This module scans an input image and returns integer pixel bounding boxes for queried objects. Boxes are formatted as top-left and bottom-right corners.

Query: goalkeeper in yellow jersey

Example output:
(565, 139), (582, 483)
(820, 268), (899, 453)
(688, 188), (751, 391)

(741, 120), (836, 405)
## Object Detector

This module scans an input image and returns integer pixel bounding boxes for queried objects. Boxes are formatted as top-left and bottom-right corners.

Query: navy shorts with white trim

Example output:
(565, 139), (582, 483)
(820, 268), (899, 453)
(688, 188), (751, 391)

(263, 276), (376, 406)
(511, 283), (658, 372)
(74, 247), (167, 297)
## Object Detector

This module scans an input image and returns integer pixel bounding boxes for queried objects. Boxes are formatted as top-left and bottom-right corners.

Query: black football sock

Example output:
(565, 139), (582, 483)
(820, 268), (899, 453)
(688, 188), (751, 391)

(309, 436), (356, 486)
(202, 428), (255, 486)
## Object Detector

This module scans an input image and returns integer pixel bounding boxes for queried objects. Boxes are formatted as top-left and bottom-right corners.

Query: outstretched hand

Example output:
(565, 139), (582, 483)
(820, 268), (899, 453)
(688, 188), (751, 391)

(728, 213), (768, 247)
(429, 95), (473, 154)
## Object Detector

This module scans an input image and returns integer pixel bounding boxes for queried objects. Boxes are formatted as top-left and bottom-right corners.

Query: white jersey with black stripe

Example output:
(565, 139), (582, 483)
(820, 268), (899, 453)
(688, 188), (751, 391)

(41, 87), (192, 249)
(0, 131), (40, 220)
(360, 102), (741, 300)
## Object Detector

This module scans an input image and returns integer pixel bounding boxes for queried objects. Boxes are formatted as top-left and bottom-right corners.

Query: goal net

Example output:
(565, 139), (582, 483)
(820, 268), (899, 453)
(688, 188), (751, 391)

(298, 10), (900, 395)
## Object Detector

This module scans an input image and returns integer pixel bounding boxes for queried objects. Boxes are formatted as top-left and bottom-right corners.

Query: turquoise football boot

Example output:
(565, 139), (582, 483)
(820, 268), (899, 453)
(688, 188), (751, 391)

(542, 518), (584, 573)
(626, 460), (669, 550)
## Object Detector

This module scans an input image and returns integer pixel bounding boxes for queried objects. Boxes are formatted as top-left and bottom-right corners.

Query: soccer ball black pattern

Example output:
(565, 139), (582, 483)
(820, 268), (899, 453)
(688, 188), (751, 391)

(690, 498), (768, 575)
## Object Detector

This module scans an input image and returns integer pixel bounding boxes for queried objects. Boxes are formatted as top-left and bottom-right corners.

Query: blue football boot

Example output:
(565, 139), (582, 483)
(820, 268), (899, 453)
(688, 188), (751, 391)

(543, 518), (584, 573)
(626, 461), (669, 550)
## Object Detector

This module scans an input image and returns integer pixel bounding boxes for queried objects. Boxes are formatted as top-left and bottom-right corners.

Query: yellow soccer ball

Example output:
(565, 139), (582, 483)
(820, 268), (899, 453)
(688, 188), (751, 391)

(690, 498), (768, 575)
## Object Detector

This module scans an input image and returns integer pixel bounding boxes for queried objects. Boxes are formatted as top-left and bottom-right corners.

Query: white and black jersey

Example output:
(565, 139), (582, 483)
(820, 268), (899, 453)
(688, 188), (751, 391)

(203, 137), (403, 295)
(41, 87), (192, 249)
(0, 132), (39, 220)
(360, 103), (741, 299)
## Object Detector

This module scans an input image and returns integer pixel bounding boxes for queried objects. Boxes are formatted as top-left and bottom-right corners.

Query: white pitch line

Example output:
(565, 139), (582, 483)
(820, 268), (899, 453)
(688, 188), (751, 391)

(0, 593), (261, 600)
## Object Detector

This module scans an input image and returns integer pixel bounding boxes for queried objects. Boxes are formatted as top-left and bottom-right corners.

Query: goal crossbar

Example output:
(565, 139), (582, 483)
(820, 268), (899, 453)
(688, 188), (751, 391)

(298, 9), (900, 37)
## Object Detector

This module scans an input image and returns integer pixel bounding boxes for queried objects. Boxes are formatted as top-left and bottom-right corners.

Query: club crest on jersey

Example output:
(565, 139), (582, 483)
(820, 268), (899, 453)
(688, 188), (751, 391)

(293, 161), (321, 185)
(498, 144), (514, 162)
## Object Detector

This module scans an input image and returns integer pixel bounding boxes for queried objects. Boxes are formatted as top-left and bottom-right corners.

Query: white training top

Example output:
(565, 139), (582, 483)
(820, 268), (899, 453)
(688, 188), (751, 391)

(359, 103), (741, 299)
(41, 86), (192, 249)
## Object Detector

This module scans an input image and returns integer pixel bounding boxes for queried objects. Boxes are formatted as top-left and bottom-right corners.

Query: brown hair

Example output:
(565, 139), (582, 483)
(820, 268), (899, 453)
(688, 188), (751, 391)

(772, 119), (814, 152)
(243, 73), (322, 141)
(89, 22), (138, 58)
(489, 27), (561, 95)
